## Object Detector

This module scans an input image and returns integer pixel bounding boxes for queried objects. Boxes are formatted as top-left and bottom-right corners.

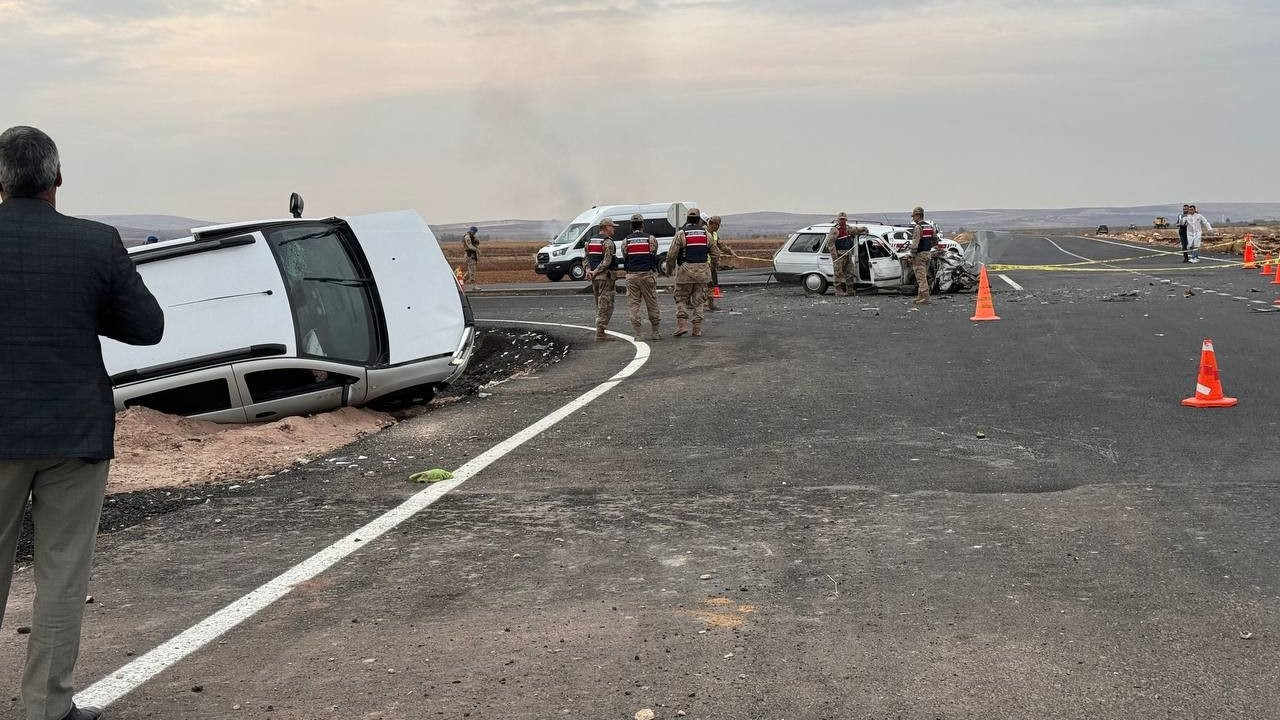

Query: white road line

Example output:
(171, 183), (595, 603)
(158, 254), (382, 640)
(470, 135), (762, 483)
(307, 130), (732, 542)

(997, 274), (1023, 291)
(76, 320), (648, 709)
(1042, 236), (1095, 263)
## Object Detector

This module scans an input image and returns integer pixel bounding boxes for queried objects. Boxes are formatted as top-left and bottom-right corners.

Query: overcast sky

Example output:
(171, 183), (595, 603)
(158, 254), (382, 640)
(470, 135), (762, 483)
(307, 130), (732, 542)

(2, 0), (1276, 224)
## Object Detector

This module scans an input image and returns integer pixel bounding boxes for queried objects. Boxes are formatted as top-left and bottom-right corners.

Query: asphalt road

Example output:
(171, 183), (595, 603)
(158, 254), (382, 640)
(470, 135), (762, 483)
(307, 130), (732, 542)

(4, 232), (1278, 720)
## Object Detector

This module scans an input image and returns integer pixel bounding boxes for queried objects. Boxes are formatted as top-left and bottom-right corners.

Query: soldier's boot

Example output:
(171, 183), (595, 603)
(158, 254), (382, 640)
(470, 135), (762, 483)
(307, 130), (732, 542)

(834, 283), (847, 296)
(691, 321), (702, 337)
(649, 324), (661, 342)
(674, 318), (689, 337)
(596, 325), (608, 340)
(632, 323), (644, 339)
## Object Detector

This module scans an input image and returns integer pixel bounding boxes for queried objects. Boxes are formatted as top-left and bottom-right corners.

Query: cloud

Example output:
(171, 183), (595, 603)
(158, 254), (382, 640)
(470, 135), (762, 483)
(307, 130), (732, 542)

(3, 0), (1276, 222)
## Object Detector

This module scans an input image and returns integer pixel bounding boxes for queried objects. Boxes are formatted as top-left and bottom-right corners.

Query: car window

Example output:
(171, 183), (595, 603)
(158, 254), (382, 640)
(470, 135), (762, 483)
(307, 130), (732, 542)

(552, 222), (587, 246)
(267, 224), (378, 365)
(867, 237), (893, 259)
(244, 368), (359, 403)
(788, 233), (825, 254)
(644, 218), (676, 237)
(125, 379), (233, 415)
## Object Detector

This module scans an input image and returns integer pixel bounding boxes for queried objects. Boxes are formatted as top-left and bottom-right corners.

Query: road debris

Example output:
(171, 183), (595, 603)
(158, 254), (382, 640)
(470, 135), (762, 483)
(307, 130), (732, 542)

(408, 469), (454, 483)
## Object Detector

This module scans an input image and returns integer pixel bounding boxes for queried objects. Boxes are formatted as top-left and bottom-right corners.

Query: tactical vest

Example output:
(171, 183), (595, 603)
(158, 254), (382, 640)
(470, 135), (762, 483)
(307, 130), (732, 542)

(680, 224), (709, 264)
(623, 231), (655, 272)
(585, 235), (608, 270)
(916, 222), (936, 252)
(834, 227), (855, 253)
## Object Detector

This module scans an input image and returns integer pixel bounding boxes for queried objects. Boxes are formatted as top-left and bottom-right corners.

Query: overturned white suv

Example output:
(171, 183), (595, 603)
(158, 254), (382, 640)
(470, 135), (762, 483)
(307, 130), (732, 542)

(101, 207), (475, 423)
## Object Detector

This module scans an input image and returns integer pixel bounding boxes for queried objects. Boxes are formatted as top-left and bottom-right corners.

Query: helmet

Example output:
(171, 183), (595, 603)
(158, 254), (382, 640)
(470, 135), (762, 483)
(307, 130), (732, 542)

(468, 226), (478, 233)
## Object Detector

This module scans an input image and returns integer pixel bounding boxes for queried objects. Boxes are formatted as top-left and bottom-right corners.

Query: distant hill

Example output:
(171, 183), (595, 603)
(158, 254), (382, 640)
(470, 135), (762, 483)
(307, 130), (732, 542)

(433, 203), (1280, 240)
(89, 203), (1280, 246)
(83, 214), (219, 247)
(717, 203), (1280, 237)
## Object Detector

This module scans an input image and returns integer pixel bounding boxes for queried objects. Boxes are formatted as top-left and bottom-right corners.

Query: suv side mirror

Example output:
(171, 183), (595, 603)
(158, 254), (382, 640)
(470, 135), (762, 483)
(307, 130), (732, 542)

(289, 192), (305, 219)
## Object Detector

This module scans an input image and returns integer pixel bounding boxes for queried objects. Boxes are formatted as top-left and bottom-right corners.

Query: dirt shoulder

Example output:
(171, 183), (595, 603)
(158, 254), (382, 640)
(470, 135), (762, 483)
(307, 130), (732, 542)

(13, 327), (568, 564)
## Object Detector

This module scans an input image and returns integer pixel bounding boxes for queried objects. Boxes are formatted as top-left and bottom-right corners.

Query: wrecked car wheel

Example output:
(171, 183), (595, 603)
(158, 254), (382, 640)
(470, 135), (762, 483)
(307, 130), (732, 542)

(802, 273), (829, 295)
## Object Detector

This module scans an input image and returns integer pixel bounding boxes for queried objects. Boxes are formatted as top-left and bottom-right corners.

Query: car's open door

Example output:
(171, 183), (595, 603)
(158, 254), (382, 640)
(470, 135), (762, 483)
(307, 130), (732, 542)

(866, 237), (904, 286)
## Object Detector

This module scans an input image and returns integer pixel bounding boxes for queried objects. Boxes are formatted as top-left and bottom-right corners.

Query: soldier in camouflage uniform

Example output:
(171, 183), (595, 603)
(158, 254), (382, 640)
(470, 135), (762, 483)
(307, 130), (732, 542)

(585, 218), (617, 339)
(621, 213), (661, 340)
(823, 212), (866, 296)
(705, 216), (736, 311)
(663, 208), (719, 337)
(462, 226), (480, 291)
(908, 206), (939, 305)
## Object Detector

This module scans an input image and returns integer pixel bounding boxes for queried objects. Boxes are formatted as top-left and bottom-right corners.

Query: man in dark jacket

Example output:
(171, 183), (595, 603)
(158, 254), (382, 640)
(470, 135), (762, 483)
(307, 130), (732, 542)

(1177, 204), (1190, 262)
(0, 126), (164, 720)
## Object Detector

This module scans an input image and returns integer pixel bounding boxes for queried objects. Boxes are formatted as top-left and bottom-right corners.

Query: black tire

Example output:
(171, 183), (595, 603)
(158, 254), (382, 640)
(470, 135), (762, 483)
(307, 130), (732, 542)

(546, 272), (564, 282)
(569, 263), (587, 281)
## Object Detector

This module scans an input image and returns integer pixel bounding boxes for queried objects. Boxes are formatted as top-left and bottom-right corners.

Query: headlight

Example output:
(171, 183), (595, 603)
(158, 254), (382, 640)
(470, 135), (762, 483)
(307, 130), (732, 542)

(552, 247), (568, 257)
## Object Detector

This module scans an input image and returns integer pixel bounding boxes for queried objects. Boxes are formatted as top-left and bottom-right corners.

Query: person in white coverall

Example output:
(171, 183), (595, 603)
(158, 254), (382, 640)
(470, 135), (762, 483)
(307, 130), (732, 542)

(1183, 204), (1213, 263)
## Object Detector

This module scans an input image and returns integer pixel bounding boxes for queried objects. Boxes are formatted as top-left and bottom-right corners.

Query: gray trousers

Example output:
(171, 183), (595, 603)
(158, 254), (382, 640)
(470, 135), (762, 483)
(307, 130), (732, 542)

(1, 459), (109, 720)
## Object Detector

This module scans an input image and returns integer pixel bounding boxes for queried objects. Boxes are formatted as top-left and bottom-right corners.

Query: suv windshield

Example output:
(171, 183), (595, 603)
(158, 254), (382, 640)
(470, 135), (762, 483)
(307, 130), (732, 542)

(267, 223), (379, 365)
(552, 223), (588, 246)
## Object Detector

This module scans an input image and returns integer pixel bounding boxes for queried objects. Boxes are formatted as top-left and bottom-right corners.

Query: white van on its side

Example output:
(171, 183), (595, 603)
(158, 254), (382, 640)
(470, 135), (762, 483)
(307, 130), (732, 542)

(534, 202), (697, 281)
(101, 209), (475, 423)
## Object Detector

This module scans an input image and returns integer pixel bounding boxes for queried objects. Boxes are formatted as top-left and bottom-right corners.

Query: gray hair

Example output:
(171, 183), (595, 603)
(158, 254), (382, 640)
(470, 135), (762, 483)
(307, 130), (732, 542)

(0, 126), (60, 197)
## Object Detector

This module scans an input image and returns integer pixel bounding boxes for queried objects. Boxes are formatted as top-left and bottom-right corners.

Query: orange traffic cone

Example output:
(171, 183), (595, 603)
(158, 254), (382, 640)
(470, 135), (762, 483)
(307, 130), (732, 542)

(970, 265), (1000, 321)
(1271, 260), (1280, 285)
(1243, 241), (1256, 269)
(1261, 252), (1274, 276)
(712, 285), (723, 299)
(1181, 339), (1237, 408)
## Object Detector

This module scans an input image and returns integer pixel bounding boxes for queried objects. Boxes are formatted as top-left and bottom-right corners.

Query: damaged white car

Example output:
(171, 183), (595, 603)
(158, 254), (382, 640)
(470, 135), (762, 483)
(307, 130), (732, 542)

(772, 222), (972, 295)
(101, 204), (475, 423)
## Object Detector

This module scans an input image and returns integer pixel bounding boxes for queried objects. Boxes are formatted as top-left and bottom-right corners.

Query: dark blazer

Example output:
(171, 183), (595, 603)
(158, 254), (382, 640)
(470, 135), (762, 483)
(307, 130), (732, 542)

(0, 197), (164, 460)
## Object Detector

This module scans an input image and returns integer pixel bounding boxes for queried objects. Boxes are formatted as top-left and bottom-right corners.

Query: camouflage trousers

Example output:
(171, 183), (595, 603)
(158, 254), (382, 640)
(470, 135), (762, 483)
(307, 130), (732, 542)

(674, 281), (708, 323)
(626, 271), (660, 330)
(912, 251), (932, 302)
(464, 254), (477, 287)
(592, 273), (616, 327)
(833, 250), (855, 289)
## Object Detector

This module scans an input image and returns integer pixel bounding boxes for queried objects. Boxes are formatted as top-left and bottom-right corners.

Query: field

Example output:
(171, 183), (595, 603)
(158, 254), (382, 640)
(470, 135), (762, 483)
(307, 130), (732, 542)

(439, 238), (788, 284)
